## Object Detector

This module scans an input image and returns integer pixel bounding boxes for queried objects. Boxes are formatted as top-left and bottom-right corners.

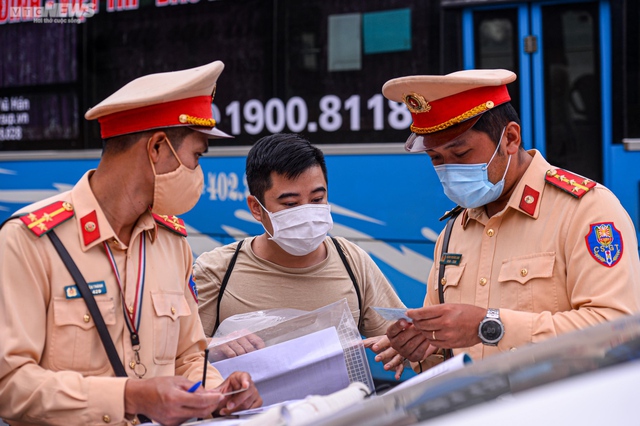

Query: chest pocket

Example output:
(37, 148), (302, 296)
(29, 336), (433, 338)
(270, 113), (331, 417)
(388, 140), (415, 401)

(151, 291), (191, 364)
(498, 252), (556, 312)
(50, 296), (116, 374)
(438, 263), (466, 304)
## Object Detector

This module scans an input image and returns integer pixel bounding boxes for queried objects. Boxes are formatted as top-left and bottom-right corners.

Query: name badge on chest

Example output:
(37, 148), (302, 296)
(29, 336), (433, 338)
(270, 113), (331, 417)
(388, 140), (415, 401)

(64, 281), (107, 299)
(440, 253), (462, 266)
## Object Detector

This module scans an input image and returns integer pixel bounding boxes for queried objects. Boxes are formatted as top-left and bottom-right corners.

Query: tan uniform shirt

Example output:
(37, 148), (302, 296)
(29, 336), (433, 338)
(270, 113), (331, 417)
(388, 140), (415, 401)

(422, 150), (640, 366)
(0, 171), (223, 426)
(194, 236), (405, 338)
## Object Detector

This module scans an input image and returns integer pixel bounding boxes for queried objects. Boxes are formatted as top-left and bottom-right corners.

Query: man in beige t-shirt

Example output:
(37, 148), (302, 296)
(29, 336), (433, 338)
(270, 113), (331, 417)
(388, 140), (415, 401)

(194, 133), (407, 379)
(382, 69), (640, 372)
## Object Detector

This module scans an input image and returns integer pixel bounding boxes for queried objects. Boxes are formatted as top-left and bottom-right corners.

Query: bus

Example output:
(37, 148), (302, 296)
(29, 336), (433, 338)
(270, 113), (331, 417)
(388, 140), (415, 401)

(2, 0), (640, 382)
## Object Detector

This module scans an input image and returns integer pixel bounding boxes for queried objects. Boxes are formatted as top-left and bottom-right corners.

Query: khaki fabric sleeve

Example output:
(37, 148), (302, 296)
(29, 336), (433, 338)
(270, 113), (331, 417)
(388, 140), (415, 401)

(497, 187), (640, 352)
(0, 221), (129, 425)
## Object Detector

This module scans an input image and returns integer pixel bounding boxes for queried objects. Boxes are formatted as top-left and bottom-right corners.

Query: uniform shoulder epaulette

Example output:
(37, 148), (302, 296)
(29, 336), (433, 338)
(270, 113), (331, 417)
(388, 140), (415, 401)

(19, 201), (75, 237)
(152, 213), (188, 237)
(545, 168), (596, 199)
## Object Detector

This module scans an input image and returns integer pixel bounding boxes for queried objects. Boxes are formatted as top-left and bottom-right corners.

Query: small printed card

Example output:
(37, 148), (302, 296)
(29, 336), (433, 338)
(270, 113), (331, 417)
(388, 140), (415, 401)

(372, 307), (413, 323)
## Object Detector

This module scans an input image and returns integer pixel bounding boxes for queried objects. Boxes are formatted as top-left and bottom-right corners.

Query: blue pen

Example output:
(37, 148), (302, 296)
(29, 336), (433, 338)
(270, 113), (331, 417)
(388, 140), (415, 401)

(188, 381), (202, 393)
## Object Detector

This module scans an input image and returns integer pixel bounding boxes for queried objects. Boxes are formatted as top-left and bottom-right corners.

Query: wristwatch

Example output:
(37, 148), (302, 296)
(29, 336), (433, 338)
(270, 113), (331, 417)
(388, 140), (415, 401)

(478, 308), (504, 346)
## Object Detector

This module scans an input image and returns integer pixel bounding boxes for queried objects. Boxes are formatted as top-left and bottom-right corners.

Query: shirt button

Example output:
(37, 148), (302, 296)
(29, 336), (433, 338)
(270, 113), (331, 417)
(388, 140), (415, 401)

(83, 314), (91, 323)
(520, 268), (528, 277)
(440, 277), (447, 285)
(479, 278), (487, 286)
(103, 414), (111, 423)
(171, 307), (176, 315)
(486, 229), (495, 237)
(510, 347), (518, 352)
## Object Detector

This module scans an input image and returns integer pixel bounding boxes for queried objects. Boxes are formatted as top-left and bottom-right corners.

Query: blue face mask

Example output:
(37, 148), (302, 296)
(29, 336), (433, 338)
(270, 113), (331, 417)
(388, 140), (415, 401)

(433, 127), (511, 209)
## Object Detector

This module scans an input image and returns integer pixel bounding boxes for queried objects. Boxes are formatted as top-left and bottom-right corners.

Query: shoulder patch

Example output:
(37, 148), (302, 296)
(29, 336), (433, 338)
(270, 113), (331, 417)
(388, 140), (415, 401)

(545, 168), (596, 198)
(152, 213), (187, 237)
(19, 201), (75, 237)
(188, 274), (198, 303)
(585, 222), (623, 267)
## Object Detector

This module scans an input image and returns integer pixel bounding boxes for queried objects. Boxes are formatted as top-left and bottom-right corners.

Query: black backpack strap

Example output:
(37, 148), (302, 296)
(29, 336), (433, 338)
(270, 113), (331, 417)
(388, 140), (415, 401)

(48, 231), (128, 376)
(213, 239), (244, 335)
(330, 236), (363, 329)
(48, 230), (152, 424)
(437, 207), (463, 360)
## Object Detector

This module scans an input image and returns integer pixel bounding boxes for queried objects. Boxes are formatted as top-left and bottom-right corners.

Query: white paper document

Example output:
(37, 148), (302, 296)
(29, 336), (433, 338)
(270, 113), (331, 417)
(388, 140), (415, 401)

(212, 327), (350, 406)
(384, 352), (473, 395)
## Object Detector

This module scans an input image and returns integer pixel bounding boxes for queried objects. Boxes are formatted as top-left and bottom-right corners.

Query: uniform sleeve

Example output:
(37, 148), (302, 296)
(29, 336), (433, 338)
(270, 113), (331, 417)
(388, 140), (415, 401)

(175, 237), (223, 388)
(499, 187), (640, 351)
(340, 238), (406, 338)
(193, 245), (230, 338)
(0, 221), (128, 425)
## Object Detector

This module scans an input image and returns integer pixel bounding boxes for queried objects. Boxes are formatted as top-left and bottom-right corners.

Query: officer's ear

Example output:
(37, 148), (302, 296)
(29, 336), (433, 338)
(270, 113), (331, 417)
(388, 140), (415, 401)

(146, 131), (168, 164)
(504, 122), (521, 155)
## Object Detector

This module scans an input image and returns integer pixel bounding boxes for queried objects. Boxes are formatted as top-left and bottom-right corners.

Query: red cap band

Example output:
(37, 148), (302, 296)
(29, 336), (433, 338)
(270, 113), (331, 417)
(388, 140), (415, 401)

(410, 85), (511, 134)
(98, 96), (213, 139)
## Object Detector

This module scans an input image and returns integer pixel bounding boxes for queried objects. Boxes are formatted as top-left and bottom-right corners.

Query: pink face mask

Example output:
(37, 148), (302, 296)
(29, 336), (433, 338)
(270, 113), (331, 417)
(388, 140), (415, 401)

(148, 137), (204, 216)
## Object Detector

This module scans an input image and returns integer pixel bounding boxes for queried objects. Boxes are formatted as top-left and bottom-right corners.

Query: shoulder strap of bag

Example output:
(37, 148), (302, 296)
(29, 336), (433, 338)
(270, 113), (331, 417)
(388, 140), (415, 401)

(47, 231), (152, 424)
(330, 236), (363, 329)
(48, 231), (128, 377)
(438, 208), (463, 360)
(213, 239), (244, 335)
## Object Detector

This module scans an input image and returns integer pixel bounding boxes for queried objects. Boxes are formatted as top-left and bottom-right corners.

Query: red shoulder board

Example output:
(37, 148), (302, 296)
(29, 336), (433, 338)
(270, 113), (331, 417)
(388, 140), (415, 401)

(545, 168), (596, 198)
(20, 201), (75, 237)
(152, 213), (188, 237)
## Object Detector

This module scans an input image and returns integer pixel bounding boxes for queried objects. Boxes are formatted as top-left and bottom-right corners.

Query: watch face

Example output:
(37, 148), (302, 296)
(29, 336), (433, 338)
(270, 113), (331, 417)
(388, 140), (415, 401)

(480, 319), (503, 342)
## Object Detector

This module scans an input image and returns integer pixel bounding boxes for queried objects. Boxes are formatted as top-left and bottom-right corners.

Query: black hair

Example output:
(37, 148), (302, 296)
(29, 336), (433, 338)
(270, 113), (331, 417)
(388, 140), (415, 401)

(246, 133), (328, 203)
(473, 102), (522, 145)
(102, 127), (194, 156)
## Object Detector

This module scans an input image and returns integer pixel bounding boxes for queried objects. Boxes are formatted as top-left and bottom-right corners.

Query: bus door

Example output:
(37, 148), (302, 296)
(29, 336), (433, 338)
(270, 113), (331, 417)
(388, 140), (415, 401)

(461, 0), (605, 185)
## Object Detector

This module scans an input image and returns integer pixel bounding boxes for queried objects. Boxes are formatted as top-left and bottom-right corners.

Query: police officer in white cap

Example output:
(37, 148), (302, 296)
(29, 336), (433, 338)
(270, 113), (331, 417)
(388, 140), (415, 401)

(0, 61), (261, 426)
(382, 69), (640, 373)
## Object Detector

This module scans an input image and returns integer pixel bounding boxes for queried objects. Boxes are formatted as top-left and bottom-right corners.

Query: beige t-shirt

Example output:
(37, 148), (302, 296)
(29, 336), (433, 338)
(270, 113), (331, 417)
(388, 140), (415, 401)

(420, 150), (640, 368)
(194, 236), (405, 338)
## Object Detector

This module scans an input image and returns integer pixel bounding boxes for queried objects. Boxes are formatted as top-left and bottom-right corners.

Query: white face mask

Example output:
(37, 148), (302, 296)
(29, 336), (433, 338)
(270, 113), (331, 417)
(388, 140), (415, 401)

(255, 197), (333, 256)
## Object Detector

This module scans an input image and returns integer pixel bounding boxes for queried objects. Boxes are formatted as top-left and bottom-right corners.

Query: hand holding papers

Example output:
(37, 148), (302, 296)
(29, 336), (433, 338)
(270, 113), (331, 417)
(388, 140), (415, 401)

(383, 352), (472, 395)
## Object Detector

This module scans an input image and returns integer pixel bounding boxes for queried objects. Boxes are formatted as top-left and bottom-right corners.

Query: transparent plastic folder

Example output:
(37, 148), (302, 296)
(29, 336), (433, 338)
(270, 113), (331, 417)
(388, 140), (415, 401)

(208, 299), (375, 400)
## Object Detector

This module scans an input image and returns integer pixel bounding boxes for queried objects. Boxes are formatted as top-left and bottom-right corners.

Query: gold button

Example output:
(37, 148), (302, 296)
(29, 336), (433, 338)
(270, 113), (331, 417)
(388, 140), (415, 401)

(479, 278), (487, 286)
(132, 418), (139, 425)
(524, 195), (535, 204)
(520, 268), (528, 277)
(84, 221), (96, 232)
(171, 307), (176, 315)
(546, 169), (557, 177)
(440, 277), (447, 285)
(128, 306), (134, 314)
(62, 202), (74, 211)
(486, 100), (494, 109)
(486, 229), (495, 237)
(83, 314), (91, 323)
(103, 414), (111, 423)
(179, 114), (188, 123)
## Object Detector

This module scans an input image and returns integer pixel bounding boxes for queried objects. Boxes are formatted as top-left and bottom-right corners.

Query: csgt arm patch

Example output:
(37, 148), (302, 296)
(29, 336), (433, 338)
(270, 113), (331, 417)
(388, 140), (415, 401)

(585, 222), (623, 267)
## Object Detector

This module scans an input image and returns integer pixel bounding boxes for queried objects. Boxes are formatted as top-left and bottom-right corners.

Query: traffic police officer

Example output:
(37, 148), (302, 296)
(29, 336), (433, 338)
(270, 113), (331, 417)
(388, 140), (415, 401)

(382, 69), (640, 372)
(0, 61), (261, 425)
